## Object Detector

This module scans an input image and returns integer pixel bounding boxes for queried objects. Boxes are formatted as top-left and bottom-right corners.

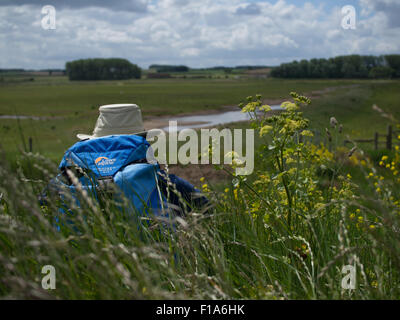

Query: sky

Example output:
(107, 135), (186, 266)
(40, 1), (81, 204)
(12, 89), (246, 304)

(0, 0), (399, 69)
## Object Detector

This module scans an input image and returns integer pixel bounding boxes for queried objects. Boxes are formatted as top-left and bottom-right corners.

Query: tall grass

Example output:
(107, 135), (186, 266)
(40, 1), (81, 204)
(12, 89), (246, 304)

(0, 93), (400, 299)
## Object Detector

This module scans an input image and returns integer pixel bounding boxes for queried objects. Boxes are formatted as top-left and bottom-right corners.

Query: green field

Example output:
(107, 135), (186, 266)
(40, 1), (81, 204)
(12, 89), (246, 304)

(2, 86), (400, 299)
(303, 80), (400, 139)
(2, 75), (400, 299)
(2, 76), (399, 163)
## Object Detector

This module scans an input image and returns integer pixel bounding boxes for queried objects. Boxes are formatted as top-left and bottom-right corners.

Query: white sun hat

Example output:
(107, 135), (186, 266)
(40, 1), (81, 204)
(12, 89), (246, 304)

(77, 104), (147, 140)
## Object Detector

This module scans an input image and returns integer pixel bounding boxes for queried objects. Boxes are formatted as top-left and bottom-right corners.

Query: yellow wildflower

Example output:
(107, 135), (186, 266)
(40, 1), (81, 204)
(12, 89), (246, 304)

(281, 101), (298, 111)
(241, 102), (257, 113)
(224, 151), (239, 160)
(260, 105), (271, 112)
(301, 130), (314, 137)
(361, 160), (367, 166)
(260, 125), (273, 137)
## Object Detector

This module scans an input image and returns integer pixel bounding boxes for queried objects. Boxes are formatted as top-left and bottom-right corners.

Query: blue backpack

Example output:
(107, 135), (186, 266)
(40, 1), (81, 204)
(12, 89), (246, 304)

(56, 135), (165, 217)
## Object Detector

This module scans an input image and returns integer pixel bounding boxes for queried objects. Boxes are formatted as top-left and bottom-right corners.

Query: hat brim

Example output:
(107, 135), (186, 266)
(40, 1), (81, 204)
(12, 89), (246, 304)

(77, 131), (148, 141)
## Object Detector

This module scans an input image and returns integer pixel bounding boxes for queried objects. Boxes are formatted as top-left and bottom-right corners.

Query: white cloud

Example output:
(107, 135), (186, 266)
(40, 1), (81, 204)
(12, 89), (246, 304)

(0, 0), (149, 12)
(0, 0), (399, 69)
(360, 0), (400, 27)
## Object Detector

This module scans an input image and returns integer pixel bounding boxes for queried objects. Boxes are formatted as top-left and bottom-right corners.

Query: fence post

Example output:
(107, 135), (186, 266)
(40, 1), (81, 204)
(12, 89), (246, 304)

(374, 132), (379, 150)
(29, 137), (33, 153)
(386, 125), (392, 150)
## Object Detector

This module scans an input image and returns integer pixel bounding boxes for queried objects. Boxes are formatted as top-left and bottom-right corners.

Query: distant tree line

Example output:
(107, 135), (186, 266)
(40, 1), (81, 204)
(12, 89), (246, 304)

(271, 55), (400, 79)
(0, 69), (25, 73)
(66, 58), (141, 80)
(235, 65), (270, 70)
(42, 69), (65, 75)
(0, 68), (66, 74)
(195, 66), (270, 71)
(149, 65), (189, 72)
(203, 66), (231, 71)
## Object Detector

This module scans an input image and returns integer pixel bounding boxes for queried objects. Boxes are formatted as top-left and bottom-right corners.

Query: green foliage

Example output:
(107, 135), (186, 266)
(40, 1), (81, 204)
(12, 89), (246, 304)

(66, 58), (141, 81)
(0, 77), (355, 163)
(369, 66), (394, 79)
(149, 65), (189, 73)
(215, 93), (400, 298)
(384, 55), (400, 78)
(271, 54), (400, 79)
(2, 91), (400, 299)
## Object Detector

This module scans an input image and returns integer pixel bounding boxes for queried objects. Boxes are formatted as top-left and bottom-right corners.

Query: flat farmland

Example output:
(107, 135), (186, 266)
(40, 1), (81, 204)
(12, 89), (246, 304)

(0, 76), (398, 162)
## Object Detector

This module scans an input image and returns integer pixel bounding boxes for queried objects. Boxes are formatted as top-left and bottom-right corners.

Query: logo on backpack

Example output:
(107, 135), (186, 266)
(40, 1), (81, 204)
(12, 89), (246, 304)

(58, 135), (165, 216)
(95, 156), (116, 166)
